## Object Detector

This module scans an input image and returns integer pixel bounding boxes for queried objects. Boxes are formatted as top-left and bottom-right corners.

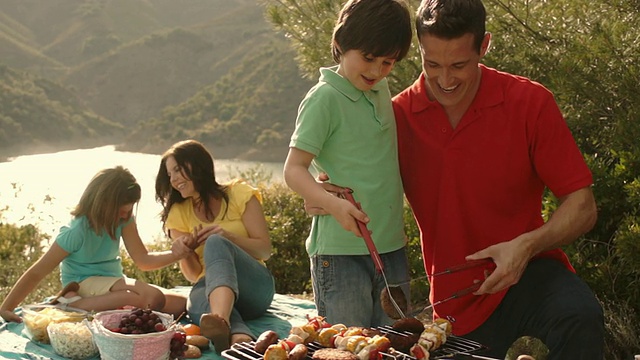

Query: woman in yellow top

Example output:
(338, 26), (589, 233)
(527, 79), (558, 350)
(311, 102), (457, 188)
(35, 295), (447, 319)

(155, 139), (275, 353)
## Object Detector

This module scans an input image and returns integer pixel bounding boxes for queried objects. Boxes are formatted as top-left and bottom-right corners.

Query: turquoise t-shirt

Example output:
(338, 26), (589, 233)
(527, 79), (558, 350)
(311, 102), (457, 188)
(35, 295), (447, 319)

(56, 216), (131, 286)
(290, 66), (405, 256)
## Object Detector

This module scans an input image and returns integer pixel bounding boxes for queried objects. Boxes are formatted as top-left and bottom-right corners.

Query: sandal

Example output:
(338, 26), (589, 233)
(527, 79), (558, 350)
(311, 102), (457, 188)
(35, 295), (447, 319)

(46, 282), (80, 306)
(200, 313), (230, 353)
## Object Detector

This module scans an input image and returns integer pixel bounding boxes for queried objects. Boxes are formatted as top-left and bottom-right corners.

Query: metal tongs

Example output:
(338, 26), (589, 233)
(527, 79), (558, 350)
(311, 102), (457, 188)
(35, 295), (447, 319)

(419, 258), (495, 313)
(338, 188), (407, 319)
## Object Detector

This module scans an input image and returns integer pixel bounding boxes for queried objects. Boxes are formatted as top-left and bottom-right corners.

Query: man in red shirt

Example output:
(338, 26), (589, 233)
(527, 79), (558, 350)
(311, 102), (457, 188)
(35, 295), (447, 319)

(392, 0), (604, 358)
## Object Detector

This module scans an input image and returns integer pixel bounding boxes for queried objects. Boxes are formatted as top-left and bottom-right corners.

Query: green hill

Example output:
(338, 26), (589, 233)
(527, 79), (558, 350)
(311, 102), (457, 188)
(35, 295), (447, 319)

(64, 28), (221, 126)
(63, 1), (277, 126)
(0, 64), (123, 159)
(120, 38), (314, 162)
(0, 0), (317, 160)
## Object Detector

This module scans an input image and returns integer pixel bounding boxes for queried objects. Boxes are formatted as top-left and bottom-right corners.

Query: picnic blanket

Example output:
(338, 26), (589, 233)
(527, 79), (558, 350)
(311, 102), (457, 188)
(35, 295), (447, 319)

(0, 291), (316, 360)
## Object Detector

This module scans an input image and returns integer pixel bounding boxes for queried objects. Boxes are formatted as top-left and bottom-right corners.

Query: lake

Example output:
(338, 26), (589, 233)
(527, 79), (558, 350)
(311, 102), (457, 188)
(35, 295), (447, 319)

(0, 145), (284, 244)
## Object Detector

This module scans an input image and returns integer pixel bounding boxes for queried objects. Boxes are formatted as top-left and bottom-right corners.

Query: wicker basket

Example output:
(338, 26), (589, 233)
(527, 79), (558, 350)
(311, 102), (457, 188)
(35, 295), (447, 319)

(90, 309), (175, 360)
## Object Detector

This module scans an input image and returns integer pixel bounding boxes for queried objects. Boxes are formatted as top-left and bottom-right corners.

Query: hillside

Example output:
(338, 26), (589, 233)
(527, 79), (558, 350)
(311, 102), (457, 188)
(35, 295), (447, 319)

(64, 2), (275, 126)
(120, 38), (315, 162)
(64, 28), (220, 126)
(0, 0), (316, 160)
(0, 64), (123, 159)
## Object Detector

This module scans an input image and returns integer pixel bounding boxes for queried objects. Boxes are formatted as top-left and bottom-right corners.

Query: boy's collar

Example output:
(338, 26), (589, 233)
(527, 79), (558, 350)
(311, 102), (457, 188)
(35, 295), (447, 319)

(319, 66), (384, 102)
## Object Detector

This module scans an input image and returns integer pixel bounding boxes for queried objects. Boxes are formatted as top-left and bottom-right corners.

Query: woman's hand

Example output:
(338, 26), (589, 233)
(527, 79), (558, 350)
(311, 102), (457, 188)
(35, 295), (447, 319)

(179, 225), (204, 250)
(1, 308), (22, 323)
(195, 224), (226, 244)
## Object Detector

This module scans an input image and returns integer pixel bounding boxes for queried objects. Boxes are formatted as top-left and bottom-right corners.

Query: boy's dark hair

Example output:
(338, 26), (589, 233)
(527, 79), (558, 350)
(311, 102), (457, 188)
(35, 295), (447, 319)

(72, 166), (141, 240)
(416, 0), (486, 53)
(332, 0), (412, 63)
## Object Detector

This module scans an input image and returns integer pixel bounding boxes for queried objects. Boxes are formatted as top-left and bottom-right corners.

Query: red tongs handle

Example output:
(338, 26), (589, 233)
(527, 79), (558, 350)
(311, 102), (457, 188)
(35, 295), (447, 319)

(339, 188), (384, 273)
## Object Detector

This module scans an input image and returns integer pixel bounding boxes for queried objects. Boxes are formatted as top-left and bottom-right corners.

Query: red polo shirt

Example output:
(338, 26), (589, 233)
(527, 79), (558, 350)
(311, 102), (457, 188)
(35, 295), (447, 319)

(392, 65), (593, 335)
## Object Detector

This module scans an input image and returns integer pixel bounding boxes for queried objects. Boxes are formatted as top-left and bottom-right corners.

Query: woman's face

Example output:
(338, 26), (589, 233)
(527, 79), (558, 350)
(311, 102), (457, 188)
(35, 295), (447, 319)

(118, 203), (135, 221)
(165, 155), (196, 198)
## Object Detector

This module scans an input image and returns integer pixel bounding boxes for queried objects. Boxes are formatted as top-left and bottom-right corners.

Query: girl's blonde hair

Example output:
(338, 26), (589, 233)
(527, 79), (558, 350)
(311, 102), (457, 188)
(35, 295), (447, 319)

(71, 166), (141, 239)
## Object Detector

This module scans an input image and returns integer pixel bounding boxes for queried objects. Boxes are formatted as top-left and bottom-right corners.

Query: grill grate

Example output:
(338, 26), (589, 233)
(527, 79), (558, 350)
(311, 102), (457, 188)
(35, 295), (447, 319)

(222, 326), (487, 360)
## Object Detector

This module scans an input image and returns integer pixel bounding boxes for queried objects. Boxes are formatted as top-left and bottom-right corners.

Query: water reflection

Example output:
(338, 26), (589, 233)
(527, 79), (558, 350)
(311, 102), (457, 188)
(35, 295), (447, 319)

(0, 145), (283, 244)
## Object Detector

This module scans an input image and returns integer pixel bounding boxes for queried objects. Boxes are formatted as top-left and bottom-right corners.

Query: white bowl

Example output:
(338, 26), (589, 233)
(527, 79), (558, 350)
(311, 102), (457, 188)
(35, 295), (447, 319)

(22, 304), (88, 344)
(47, 320), (99, 359)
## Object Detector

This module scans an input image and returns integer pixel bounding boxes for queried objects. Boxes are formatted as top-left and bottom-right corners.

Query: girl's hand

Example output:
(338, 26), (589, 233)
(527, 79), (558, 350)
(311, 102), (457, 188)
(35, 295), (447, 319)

(171, 236), (194, 259)
(178, 225), (202, 250)
(1, 309), (22, 323)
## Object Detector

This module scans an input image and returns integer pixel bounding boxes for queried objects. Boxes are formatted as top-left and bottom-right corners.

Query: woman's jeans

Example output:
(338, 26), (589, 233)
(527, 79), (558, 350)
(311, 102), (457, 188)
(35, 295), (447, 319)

(464, 258), (604, 360)
(187, 235), (275, 337)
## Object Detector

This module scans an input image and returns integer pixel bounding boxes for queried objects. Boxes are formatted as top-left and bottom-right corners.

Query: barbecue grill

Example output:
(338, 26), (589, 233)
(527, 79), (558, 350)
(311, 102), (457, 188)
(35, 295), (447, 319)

(222, 325), (490, 360)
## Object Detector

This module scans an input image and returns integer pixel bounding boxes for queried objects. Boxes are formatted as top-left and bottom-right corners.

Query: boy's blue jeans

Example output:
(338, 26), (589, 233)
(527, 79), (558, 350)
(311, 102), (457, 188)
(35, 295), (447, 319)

(187, 235), (275, 338)
(464, 258), (604, 360)
(310, 247), (410, 328)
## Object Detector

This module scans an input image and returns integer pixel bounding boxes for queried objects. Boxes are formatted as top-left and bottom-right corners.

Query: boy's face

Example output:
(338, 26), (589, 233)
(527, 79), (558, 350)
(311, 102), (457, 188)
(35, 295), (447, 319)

(337, 49), (396, 91)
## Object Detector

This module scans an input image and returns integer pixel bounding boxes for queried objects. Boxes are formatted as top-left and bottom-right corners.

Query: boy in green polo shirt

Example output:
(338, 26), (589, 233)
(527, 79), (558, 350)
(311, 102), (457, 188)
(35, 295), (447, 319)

(283, 0), (413, 327)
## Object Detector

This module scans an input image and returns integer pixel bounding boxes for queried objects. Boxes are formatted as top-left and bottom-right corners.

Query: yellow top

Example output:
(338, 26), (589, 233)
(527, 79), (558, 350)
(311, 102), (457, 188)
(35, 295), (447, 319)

(165, 179), (262, 280)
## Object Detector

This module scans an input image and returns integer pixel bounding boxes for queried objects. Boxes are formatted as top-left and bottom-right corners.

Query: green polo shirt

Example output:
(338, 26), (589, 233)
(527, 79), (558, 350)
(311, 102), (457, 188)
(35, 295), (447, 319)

(290, 66), (405, 256)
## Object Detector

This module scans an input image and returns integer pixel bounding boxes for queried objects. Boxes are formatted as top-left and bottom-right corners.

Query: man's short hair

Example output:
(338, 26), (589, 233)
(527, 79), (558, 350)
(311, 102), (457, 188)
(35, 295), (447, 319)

(416, 0), (486, 53)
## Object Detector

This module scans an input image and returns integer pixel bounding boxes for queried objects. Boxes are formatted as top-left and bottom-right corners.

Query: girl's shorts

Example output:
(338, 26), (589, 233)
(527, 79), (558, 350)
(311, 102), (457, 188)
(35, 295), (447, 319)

(77, 276), (128, 297)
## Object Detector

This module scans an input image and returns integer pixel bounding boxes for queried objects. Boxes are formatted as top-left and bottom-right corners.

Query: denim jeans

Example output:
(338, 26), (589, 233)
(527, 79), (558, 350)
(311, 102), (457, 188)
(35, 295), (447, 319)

(311, 247), (410, 327)
(187, 235), (275, 338)
(464, 258), (604, 360)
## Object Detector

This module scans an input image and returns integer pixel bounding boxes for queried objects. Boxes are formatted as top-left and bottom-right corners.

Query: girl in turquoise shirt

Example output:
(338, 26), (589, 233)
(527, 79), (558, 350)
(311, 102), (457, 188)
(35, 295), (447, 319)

(0, 166), (192, 323)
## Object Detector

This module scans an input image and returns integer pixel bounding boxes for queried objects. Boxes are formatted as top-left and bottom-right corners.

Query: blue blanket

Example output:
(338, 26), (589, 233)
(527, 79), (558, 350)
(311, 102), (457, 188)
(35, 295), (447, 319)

(0, 293), (316, 360)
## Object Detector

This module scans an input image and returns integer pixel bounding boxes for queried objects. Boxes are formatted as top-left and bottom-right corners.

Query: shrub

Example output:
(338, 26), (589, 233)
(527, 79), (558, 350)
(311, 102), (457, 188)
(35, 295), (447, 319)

(0, 223), (59, 305)
(261, 183), (313, 294)
(120, 239), (190, 289)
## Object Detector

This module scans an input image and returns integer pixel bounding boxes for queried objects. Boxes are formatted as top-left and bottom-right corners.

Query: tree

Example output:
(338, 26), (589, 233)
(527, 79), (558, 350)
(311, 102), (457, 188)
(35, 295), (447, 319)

(262, 0), (422, 94)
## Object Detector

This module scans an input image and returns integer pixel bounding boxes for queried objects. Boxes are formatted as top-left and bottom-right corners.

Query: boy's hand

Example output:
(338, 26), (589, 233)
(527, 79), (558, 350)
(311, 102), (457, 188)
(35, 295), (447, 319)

(325, 195), (370, 238)
(304, 173), (345, 215)
(305, 172), (370, 237)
